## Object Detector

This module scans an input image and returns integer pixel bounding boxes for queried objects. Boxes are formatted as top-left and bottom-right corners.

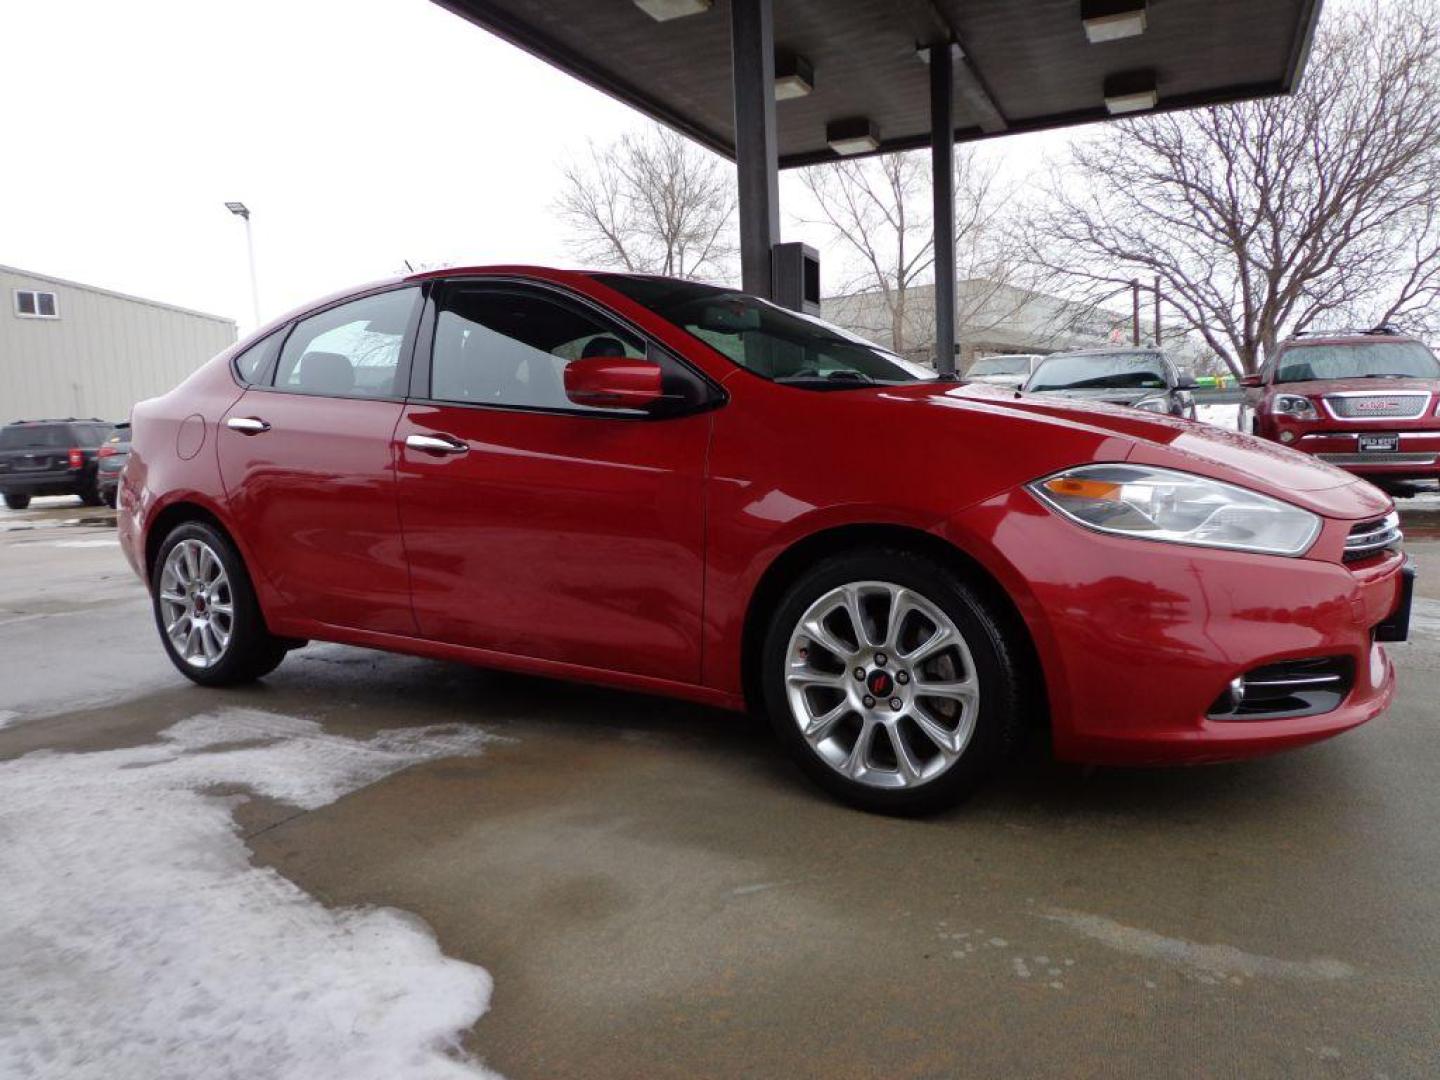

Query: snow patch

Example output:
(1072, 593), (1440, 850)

(0, 708), (502, 1079)
(1194, 403), (1242, 430)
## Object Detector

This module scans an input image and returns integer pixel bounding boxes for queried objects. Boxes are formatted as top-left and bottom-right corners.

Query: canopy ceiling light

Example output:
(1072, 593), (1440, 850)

(826, 117), (880, 155)
(1082, 0), (1148, 44)
(633, 0), (710, 21)
(774, 51), (814, 100)
(1103, 70), (1158, 114)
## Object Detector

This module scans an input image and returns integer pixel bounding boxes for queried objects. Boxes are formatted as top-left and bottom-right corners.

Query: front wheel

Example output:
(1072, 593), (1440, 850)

(151, 522), (289, 686)
(761, 548), (1025, 815)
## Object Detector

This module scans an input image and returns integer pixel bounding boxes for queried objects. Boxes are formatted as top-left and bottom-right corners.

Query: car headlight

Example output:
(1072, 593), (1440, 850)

(1027, 464), (1322, 557)
(1272, 394), (1318, 420)
(1133, 395), (1170, 413)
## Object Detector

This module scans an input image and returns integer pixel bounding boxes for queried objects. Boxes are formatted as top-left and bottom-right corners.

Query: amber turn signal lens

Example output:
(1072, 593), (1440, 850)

(1041, 476), (1120, 500)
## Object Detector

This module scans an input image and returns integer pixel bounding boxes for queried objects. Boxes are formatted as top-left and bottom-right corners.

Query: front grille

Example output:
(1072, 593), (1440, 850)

(1323, 393), (1429, 420)
(1343, 511), (1403, 562)
(1319, 452), (1438, 467)
(1208, 656), (1355, 720)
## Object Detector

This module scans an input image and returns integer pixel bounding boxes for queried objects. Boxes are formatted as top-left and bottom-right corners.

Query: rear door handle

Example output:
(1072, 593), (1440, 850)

(404, 433), (470, 456)
(226, 417), (271, 434)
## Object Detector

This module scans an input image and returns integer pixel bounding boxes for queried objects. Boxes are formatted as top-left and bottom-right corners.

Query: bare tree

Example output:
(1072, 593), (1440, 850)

(556, 125), (737, 281)
(798, 148), (1041, 358)
(1026, 0), (1440, 374)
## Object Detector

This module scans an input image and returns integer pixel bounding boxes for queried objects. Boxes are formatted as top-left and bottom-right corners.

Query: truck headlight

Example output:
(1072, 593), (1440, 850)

(1028, 464), (1322, 557)
(1273, 394), (1318, 420)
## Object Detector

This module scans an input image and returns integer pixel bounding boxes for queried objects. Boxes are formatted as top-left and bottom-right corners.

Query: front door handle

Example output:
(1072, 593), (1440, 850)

(404, 433), (470, 456)
(226, 417), (271, 434)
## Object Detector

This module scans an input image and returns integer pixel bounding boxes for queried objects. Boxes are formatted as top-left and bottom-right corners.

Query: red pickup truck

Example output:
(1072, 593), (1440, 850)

(1242, 327), (1440, 483)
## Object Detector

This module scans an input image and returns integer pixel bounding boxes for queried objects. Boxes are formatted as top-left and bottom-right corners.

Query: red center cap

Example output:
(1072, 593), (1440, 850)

(867, 671), (892, 697)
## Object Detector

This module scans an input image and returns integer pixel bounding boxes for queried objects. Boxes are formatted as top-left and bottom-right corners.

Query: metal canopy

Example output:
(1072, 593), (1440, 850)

(433, 0), (1322, 167)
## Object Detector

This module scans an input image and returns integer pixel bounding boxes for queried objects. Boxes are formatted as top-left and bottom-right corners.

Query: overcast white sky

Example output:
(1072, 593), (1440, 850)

(2, 0), (1072, 332)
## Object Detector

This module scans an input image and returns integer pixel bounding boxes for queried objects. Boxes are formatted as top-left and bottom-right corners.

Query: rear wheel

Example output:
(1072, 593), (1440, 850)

(151, 522), (289, 686)
(761, 548), (1024, 815)
(78, 477), (104, 506)
(2, 492), (31, 510)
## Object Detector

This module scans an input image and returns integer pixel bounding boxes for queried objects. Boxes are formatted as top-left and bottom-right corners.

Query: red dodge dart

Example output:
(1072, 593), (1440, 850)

(118, 267), (1413, 813)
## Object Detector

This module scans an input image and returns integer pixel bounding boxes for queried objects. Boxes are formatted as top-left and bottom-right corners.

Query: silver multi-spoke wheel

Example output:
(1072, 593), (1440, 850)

(158, 538), (234, 668)
(784, 580), (980, 790)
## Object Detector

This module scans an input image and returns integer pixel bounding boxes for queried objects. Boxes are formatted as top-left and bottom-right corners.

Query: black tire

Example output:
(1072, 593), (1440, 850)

(2, 492), (31, 510)
(102, 487), (118, 509)
(78, 477), (104, 506)
(760, 547), (1025, 815)
(150, 521), (289, 686)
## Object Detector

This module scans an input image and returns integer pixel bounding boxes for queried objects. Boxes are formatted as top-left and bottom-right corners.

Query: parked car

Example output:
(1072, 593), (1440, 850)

(965, 353), (1042, 389)
(1023, 347), (1198, 418)
(0, 418), (114, 510)
(118, 267), (1410, 813)
(96, 423), (131, 508)
(1242, 327), (1440, 482)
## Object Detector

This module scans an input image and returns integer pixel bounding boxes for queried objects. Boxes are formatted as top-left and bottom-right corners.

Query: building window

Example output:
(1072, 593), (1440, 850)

(14, 290), (58, 319)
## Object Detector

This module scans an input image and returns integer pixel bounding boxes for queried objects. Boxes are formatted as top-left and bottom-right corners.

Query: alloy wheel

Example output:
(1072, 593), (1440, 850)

(783, 580), (980, 789)
(158, 538), (234, 668)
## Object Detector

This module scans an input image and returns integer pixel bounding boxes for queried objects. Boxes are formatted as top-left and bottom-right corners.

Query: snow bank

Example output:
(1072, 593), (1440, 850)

(0, 709), (502, 1080)
(1194, 403), (1242, 430)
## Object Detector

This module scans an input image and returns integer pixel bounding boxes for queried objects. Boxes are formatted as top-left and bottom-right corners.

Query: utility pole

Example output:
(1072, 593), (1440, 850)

(1131, 278), (1141, 346)
(1153, 274), (1162, 346)
(224, 202), (261, 328)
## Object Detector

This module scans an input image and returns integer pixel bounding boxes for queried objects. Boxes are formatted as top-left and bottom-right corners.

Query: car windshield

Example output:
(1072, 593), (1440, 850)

(0, 424), (71, 449)
(1275, 342), (1440, 382)
(594, 274), (932, 386)
(1028, 352), (1168, 391)
(968, 356), (1031, 376)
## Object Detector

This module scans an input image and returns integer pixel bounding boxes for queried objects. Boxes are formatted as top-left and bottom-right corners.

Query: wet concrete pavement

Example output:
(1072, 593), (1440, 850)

(3, 495), (1439, 1078)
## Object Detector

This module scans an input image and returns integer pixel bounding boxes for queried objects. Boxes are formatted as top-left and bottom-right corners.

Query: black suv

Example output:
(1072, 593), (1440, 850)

(0, 419), (116, 510)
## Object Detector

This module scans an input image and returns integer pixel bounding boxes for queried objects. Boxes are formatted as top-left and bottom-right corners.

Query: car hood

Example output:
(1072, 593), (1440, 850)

(1270, 376), (1439, 397)
(1026, 386), (1162, 406)
(966, 374), (1027, 389)
(870, 380), (1391, 519)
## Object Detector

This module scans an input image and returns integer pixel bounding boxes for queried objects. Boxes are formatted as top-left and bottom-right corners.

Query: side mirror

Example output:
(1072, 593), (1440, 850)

(1239, 373), (1263, 388)
(564, 357), (664, 410)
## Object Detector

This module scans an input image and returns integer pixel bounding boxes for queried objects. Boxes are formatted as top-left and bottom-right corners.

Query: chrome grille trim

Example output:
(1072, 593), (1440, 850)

(1344, 511), (1403, 561)
(1322, 391), (1430, 421)
(1318, 452), (1438, 466)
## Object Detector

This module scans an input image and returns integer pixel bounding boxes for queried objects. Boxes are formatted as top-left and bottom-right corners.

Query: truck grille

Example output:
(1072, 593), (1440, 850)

(1323, 393), (1429, 420)
(1343, 512), (1403, 562)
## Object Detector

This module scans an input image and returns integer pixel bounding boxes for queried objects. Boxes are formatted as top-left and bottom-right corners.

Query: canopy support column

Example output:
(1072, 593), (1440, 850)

(930, 40), (957, 377)
(730, 0), (780, 299)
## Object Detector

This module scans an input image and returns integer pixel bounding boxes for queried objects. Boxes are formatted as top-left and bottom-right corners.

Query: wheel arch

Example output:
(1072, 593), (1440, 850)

(739, 523), (1048, 727)
(143, 499), (234, 581)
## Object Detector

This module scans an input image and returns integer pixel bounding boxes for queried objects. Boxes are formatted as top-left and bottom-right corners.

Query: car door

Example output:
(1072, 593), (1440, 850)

(394, 279), (715, 683)
(217, 286), (422, 635)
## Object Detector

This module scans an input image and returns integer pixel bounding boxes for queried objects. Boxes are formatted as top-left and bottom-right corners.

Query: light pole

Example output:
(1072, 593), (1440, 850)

(224, 202), (261, 327)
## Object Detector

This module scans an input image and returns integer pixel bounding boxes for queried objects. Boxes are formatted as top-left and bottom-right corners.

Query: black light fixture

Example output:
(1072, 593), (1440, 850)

(774, 51), (814, 100)
(1103, 70), (1158, 114)
(1082, 0), (1148, 44)
(632, 0), (710, 21)
(826, 117), (880, 156)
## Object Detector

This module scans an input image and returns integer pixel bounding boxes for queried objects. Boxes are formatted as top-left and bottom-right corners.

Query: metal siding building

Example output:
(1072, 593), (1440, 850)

(1, 265), (236, 423)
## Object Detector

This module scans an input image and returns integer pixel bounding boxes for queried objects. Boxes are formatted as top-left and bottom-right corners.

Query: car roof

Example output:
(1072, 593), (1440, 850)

(1278, 333), (1424, 347)
(1041, 347), (1167, 359)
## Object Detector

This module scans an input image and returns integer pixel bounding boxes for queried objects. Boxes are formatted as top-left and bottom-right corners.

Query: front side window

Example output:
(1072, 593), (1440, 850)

(595, 274), (930, 387)
(1029, 351), (1169, 392)
(1275, 342), (1440, 383)
(273, 287), (419, 398)
(14, 290), (58, 318)
(429, 285), (706, 414)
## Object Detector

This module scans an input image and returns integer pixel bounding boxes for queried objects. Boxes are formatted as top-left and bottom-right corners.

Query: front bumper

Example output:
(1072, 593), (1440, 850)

(1262, 419), (1440, 478)
(947, 491), (1406, 765)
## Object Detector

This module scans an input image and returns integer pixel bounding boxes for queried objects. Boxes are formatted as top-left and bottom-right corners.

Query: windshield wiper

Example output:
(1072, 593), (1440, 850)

(1359, 372), (1411, 379)
(775, 371), (877, 388)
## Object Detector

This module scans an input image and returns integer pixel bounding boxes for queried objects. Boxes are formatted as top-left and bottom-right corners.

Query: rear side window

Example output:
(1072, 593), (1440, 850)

(273, 288), (420, 399)
(232, 331), (283, 385)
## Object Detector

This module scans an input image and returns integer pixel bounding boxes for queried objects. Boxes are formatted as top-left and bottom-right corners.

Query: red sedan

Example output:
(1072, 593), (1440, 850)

(118, 268), (1412, 813)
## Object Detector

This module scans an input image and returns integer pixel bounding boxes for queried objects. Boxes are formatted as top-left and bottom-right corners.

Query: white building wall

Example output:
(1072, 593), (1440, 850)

(0, 265), (236, 423)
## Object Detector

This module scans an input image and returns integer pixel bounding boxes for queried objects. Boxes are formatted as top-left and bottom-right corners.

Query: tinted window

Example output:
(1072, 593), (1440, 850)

(0, 424), (69, 449)
(430, 286), (703, 414)
(274, 288), (419, 399)
(232, 330), (283, 385)
(1029, 351), (1169, 391)
(596, 274), (929, 386)
(1275, 342), (1440, 382)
